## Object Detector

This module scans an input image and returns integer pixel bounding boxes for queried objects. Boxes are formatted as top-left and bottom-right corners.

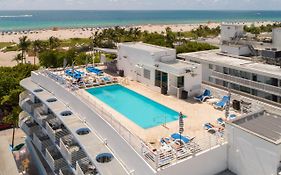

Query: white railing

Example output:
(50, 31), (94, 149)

(211, 71), (281, 96)
(45, 146), (67, 171)
(76, 157), (98, 175)
(45, 121), (69, 144)
(142, 134), (225, 170)
(32, 132), (53, 156)
(60, 135), (87, 166)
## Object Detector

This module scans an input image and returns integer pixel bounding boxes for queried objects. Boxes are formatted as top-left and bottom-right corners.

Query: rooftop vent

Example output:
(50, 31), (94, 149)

(33, 88), (43, 93)
(60, 111), (73, 117)
(46, 98), (57, 103)
(96, 153), (114, 163)
(76, 128), (90, 135)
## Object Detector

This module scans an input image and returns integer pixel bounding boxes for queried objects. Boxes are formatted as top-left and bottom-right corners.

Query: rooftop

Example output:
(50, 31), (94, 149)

(230, 110), (281, 144)
(119, 42), (175, 53)
(178, 50), (281, 79)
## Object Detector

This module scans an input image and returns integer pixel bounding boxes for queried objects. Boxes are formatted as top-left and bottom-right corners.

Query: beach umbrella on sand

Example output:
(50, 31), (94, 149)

(179, 112), (184, 142)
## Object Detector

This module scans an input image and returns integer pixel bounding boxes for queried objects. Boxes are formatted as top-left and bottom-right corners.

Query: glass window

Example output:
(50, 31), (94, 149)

(177, 76), (184, 88)
(155, 70), (161, 87)
(209, 64), (213, 70)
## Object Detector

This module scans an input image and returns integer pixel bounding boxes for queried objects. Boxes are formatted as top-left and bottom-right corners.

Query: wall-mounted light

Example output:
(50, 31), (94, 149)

(154, 64), (159, 68)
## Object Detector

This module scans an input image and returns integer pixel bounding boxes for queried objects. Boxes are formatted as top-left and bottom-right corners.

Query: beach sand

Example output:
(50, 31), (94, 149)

(0, 21), (275, 67)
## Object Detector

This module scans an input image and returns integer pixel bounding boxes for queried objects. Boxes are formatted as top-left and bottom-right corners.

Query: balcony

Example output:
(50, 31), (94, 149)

(60, 135), (87, 167)
(20, 117), (40, 137)
(45, 146), (68, 171)
(59, 166), (75, 175)
(45, 118), (70, 144)
(211, 71), (281, 96)
(76, 157), (98, 175)
(33, 131), (53, 156)
(19, 91), (42, 115)
(34, 106), (55, 128)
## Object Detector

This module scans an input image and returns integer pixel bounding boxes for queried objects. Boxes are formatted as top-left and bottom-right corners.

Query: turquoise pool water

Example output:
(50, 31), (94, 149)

(86, 84), (180, 129)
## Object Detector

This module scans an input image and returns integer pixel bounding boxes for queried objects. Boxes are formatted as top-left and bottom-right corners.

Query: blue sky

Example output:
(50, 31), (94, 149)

(0, 0), (281, 10)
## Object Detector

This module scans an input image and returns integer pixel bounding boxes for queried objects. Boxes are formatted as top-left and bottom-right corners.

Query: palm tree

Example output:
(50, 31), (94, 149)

(48, 36), (60, 50)
(32, 40), (43, 65)
(12, 54), (23, 64)
(18, 36), (31, 63)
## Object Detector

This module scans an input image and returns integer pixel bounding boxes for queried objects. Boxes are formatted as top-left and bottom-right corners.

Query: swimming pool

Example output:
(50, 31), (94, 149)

(86, 84), (180, 129)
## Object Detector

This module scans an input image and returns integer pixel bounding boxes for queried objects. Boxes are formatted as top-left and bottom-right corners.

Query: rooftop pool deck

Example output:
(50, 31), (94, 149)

(86, 84), (182, 129)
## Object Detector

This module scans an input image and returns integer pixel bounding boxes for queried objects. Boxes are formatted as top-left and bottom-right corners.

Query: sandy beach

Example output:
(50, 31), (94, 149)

(0, 21), (275, 43)
(0, 21), (275, 67)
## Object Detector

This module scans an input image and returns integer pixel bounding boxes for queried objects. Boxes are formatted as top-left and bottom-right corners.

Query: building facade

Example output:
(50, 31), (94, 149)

(117, 42), (202, 97)
(179, 50), (281, 104)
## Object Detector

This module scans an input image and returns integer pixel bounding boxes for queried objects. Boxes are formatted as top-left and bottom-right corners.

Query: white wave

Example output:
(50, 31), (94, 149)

(0, 15), (33, 18)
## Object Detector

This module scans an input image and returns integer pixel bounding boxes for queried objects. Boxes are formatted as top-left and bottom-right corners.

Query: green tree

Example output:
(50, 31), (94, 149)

(32, 40), (44, 65)
(12, 54), (22, 64)
(48, 36), (60, 49)
(18, 36), (31, 63)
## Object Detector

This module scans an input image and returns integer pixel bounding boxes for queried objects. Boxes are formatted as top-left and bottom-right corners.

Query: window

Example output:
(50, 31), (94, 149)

(155, 70), (161, 87)
(143, 69), (151, 79)
(177, 76), (184, 88)
(209, 64), (213, 70)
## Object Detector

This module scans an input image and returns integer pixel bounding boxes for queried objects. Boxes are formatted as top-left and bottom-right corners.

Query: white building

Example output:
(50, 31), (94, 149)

(226, 110), (281, 175)
(117, 42), (202, 97)
(272, 28), (281, 50)
(220, 24), (254, 56)
(178, 50), (281, 104)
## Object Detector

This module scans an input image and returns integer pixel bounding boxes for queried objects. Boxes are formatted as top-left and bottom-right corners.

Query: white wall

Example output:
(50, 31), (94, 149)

(221, 25), (244, 42)
(226, 124), (281, 175)
(273, 28), (281, 50)
(157, 144), (227, 175)
(220, 45), (251, 56)
(184, 64), (202, 96)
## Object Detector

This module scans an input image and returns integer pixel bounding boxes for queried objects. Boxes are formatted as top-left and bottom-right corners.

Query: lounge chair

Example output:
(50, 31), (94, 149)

(217, 118), (225, 126)
(194, 89), (211, 102)
(213, 96), (230, 109)
(227, 114), (237, 120)
(86, 66), (103, 75)
(101, 76), (112, 84)
(170, 133), (194, 144)
(203, 123), (214, 130)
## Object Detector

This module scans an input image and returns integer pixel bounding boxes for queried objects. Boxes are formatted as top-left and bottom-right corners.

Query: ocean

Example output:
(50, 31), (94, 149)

(0, 10), (281, 31)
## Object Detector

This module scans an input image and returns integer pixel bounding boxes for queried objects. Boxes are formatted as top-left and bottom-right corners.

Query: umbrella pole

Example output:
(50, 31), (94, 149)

(11, 124), (15, 149)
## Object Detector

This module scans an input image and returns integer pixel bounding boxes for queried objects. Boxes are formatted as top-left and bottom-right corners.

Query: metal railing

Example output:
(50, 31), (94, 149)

(60, 135), (87, 166)
(211, 71), (281, 96)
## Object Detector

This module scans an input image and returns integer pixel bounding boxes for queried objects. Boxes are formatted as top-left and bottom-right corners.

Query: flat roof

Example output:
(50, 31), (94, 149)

(119, 42), (175, 53)
(178, 50), (281, 79)
(231, 110), (281, 144)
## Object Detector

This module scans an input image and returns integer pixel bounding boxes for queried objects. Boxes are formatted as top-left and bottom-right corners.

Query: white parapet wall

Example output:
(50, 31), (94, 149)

(157, 144), (228, 175)
(226, 123), (281, 175)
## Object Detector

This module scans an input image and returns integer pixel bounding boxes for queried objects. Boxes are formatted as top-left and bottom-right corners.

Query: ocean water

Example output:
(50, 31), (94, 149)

(0, 10), (281, 31)
(86, 84), (180, 129)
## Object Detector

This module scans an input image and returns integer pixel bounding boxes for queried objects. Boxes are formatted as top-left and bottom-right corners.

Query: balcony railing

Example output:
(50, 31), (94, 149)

(45, 146), (68, 171)
(45, 118), (70, 144)
(59, 167), (75, 175)
(76, 157), (98, 175)
(33, 131), (53, 156)
(33, 106), (55, 128)
(20, 118), (40, 137)
(211, 71), (281, 96)
(60, 135), (87, 167)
